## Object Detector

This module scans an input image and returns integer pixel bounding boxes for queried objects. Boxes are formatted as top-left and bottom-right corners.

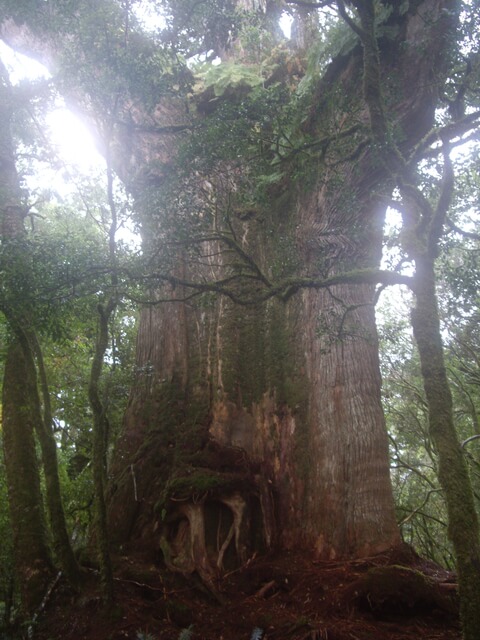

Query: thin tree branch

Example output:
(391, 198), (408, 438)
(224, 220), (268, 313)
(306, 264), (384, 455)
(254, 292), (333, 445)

(446, 218), (480, 241)
(336, 0), (364, 38)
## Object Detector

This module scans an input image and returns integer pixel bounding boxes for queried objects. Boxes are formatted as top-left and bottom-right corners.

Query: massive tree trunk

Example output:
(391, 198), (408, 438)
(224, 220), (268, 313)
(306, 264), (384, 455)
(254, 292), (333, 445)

(107, 3), (455, 569)
(0, 0), (458, 572)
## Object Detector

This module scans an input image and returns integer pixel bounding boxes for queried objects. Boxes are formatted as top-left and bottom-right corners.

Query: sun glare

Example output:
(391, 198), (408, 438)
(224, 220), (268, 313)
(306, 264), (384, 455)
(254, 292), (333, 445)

(0, 39), (142, 248)
(0, 40), (50, 83)
(46, 108), (102, 172)
(1, 40), (102, 172)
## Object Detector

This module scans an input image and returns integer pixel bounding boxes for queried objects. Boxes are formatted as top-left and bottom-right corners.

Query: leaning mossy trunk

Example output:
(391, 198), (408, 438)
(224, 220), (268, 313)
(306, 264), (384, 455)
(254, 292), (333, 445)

(411, 258), (480, 640)
(21, 331), (82, 588)
(2, 340), (55, 614)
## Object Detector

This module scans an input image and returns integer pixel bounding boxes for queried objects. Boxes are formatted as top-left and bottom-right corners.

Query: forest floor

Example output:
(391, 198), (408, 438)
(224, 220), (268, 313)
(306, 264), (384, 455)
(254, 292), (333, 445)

(30, 545), (461, 640)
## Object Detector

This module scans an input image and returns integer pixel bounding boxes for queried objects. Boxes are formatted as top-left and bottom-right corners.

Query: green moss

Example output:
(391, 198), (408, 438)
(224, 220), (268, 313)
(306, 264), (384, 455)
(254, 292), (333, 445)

(219, 300), (267, 406)
(353, 565), (457, 617)
(165, 467), (253, 502)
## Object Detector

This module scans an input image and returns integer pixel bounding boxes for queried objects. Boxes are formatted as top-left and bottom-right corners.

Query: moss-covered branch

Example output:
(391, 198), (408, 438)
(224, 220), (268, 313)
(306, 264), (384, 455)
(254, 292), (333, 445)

(140, 267), (413, 305)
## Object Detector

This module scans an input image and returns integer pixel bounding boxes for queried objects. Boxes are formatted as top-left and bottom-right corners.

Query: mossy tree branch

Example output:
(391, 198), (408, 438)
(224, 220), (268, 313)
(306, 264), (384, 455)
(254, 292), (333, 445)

(123, 267), (413, 307)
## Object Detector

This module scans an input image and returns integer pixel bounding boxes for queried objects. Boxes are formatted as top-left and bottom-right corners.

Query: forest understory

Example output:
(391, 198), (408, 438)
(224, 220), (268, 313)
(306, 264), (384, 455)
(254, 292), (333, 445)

(26, 545), (460, 640)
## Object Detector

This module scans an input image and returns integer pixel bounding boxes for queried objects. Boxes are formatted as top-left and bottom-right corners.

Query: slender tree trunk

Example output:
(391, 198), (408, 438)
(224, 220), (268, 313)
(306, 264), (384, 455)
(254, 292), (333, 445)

(89, 300), (116, 606)
(2, 340), (54, 614)
(28, 334), (82, 587)
(411, 258), (480, 639)
(356, 1), (480, 630)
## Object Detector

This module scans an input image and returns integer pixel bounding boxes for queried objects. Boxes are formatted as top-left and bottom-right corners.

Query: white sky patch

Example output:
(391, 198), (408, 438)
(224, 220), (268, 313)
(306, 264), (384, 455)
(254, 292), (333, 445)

(381, 206), (414, 276)
(279, 12), (293, 39)
(0, 40), (50, 83)
(46, 107), (103, 173)
(1, 40), (103, 173)
(133, 1), (167, 33)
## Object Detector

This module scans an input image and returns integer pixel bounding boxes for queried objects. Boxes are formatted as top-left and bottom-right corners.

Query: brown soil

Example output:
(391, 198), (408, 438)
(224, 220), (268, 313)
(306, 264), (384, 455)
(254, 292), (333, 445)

(31, 546), (461, 640)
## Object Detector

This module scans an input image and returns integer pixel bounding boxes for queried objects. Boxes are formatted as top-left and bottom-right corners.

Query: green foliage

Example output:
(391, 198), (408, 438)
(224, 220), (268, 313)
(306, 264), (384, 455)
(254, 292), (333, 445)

(0, 81), (140, 579)
(53, 448), (93, 547)
(2, 0), (191, 121)
(178, 625), (194, 640)
(159, 0), (242, 58)
(136, 631), (157, 640)
(198, 61), (264, 97)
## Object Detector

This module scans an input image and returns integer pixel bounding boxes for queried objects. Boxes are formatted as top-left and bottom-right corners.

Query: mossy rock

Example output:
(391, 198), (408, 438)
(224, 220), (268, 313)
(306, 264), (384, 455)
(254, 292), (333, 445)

(348, 565), (458, 619)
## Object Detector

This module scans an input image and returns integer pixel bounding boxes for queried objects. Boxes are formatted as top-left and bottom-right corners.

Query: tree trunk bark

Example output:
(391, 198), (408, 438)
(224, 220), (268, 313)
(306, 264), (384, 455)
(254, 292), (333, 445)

(29, 334), (82, 587)
(2, 341), (54, 614)
(106, 1), (454, 563)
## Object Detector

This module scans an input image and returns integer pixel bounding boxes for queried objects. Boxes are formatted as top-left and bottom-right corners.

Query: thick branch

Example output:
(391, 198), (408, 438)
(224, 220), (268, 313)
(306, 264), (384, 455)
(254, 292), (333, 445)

(129, 268), (413, 306)
(286, 0), (333, 7)
(337, 0), (364, 38)
(427, 145), (454, 256)
(447, 218), (480, 241)
(410, 111), (480, 164)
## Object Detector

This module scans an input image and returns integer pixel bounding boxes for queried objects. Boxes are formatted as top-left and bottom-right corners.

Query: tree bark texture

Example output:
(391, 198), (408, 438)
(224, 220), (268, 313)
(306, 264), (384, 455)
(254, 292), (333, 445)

(30, 336), (82, 587)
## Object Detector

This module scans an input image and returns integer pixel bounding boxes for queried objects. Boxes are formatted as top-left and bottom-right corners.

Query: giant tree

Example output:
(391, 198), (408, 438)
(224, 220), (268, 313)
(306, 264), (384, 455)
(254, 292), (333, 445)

(104, 0), (458, 564)
(0, 0), (476, 600)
